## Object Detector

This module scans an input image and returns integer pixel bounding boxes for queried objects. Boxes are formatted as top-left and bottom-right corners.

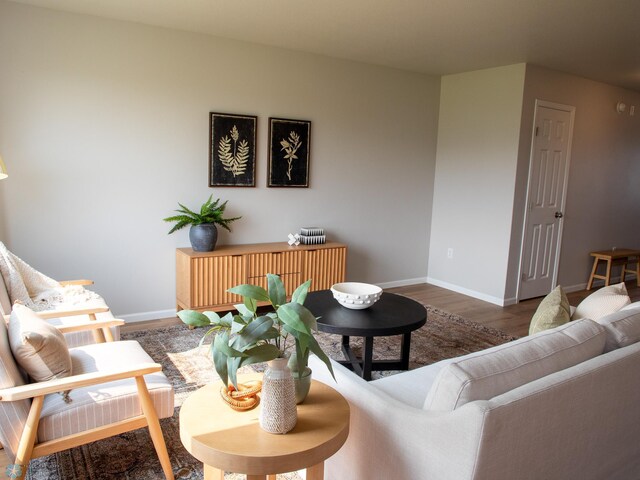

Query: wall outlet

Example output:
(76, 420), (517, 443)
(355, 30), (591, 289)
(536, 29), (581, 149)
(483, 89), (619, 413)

(447, 248), (454, 259)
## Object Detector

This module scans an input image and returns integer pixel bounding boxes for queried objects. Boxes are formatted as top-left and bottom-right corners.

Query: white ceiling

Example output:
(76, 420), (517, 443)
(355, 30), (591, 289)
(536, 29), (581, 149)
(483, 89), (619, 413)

(9, 0), (640, 92)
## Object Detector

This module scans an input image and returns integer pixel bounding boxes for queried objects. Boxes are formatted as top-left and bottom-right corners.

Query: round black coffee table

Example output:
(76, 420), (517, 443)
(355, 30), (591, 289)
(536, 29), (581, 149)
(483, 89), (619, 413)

(305, 290), (427, 381)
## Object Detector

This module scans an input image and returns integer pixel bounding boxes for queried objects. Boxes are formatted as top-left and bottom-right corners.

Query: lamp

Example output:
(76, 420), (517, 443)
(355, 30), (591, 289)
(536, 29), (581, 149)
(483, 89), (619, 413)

(0, 155), (7, 180)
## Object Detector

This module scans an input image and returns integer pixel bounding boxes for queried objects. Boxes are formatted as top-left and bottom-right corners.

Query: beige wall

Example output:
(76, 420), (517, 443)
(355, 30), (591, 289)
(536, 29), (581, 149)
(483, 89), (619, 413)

(0, 1), (440, 320)
(428, 64), (526, 304)
(505, 65), (640, 299)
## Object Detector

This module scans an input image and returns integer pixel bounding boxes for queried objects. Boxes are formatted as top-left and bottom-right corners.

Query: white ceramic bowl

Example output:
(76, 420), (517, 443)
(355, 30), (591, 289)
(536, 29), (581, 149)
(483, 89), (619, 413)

(330, 282), (382, 310)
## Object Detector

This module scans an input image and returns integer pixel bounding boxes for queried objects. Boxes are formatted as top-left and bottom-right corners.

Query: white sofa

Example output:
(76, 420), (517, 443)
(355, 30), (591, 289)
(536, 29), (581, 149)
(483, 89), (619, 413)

(310, 302), (640, 480)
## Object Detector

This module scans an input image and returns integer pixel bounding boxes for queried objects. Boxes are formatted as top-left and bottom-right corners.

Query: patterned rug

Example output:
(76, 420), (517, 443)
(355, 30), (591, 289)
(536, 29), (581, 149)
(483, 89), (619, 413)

(28, 305), (517, 479)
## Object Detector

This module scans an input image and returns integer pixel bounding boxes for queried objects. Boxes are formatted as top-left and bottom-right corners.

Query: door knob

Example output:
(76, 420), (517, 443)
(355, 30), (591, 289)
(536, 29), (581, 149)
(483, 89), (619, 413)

(555, 212), (563, 219)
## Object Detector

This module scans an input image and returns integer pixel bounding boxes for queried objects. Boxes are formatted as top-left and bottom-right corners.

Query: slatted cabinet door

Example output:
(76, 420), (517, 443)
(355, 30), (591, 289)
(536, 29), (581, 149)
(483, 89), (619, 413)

(247, 251), (302, 297)
(177, 254), (246, 310)
(304, 247), (347, 291)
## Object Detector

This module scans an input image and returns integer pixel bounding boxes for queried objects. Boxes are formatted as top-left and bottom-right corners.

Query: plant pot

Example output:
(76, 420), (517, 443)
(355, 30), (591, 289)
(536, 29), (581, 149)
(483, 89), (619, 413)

(293, 367), (312, 404)
(259, 358), (297, 434)
(189, 224), (218, 252)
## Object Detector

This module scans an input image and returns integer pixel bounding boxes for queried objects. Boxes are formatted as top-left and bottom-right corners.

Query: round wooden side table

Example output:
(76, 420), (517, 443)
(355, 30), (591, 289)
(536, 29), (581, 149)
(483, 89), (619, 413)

(179, 375), (350, 480)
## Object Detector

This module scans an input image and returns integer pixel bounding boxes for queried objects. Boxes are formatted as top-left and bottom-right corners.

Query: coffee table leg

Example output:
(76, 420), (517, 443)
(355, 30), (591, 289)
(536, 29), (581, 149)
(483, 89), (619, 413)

(362, 336), (374, 381)
(400, 332), (411, 370)
(307, 462), (325, 480)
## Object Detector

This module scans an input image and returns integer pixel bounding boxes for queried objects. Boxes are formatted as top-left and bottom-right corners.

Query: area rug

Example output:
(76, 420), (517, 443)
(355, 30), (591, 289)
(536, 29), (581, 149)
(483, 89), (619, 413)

(28, 305), (517, 479)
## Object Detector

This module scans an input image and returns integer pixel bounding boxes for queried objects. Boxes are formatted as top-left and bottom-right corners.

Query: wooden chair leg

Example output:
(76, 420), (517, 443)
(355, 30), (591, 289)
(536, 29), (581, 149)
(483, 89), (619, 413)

(135, 376), (175, 480)
(89, 313), (107, 343)
(102, 326), (115, 342)
(605, 259), (612, 286)
(587, 258), (599, 290)
(13, 396), (44, 480)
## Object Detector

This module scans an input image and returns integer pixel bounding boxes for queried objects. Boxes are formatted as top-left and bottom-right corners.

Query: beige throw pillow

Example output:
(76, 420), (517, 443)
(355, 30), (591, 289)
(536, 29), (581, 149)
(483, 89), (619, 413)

(8, 303), (72, 382)
(573, 282), (631, 321)
(529, 286), (571, 335)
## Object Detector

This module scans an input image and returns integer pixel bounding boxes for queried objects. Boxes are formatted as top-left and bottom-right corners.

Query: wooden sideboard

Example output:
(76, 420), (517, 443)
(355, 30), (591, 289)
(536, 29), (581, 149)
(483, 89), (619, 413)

(176, 242), (347, 312)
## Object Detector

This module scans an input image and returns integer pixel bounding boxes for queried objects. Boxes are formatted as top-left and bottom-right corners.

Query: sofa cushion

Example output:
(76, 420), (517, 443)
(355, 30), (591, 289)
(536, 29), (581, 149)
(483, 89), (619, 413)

(621, 301), (640, 312)
(596, 307), (640, 352)
(529, 286), (571, 335)
(572, 282), (630, 320)
(8, 303), (72, 382)
(423, 319), (606, 411)
(372, 358), (457, 408)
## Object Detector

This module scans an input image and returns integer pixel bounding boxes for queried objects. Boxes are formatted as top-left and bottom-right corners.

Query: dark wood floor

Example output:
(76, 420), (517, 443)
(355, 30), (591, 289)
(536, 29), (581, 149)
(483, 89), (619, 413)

(124, 281), (640, 338)
(387, 281), (640, 337)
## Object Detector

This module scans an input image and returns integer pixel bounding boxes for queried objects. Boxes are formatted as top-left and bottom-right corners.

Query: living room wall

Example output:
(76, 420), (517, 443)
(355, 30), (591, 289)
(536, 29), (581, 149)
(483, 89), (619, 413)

(0, 1), (440, 320)
(427, 64), (526, 305)
(505, 65), (640, 300)
(429, 63), (640, 306)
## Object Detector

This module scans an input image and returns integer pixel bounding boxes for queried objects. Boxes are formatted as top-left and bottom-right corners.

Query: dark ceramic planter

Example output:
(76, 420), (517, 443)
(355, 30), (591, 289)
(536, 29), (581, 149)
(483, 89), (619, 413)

(189, 224), (218, 252)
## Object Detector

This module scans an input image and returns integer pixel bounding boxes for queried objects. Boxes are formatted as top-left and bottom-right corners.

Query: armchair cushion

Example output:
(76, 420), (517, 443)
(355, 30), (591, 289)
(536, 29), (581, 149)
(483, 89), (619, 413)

(423, 319), (606, 411)
(8, 304), (72, 383)
(0, 312), (31, 463)
(37, 340), (174, 442)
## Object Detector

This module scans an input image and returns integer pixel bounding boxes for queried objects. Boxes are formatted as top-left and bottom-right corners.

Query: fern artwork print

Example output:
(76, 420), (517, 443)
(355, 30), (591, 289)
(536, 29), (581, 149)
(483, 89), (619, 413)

(209, 112), (257, 187)
(268, 117), (311, 188)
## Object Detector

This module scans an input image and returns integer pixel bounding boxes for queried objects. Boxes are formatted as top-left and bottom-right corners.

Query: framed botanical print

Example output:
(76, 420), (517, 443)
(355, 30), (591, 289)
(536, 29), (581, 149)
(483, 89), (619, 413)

(209, 112), (257, 187)
(268, 117), (311, 188)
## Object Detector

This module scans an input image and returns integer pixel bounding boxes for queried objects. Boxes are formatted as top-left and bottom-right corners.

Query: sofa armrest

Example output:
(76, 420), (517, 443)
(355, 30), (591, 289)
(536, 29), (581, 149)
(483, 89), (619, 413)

(309, 355), (488, 480)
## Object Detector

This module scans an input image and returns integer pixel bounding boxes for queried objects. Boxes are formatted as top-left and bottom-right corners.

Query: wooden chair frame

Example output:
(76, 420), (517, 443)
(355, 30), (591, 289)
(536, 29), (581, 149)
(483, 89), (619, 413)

(0, 318), (174, 480)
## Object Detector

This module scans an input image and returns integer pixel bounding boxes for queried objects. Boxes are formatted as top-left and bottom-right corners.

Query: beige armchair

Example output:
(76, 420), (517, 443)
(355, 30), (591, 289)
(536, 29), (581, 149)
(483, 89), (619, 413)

(0, 262), (119, 347)
(0, 305), (175, 480)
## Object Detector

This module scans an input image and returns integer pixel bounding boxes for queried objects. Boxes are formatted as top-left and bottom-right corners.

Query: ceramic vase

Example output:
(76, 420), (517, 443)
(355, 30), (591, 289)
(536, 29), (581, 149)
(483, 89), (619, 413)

(259, 358), (297, 434)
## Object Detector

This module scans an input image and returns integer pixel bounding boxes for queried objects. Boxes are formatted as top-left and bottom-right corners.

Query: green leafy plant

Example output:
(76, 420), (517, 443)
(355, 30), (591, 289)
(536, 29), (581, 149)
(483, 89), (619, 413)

(177, 274), (334, 388)
(163, 195), (241, 234)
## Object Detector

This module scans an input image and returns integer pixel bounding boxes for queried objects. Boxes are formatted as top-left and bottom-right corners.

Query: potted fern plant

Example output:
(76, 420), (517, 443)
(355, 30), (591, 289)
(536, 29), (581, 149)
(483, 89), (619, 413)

(163, 195), (241, 252)
(177, 275), (334, 406)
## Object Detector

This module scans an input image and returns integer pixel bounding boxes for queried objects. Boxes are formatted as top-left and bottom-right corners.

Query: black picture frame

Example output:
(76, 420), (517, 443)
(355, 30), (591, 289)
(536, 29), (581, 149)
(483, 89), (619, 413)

(209, 112), (257, 187)
(268, 117), (311, 188)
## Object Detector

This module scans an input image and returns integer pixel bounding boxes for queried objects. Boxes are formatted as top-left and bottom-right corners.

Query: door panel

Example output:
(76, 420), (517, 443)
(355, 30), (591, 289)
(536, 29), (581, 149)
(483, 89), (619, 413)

(519, 102), (574, 300)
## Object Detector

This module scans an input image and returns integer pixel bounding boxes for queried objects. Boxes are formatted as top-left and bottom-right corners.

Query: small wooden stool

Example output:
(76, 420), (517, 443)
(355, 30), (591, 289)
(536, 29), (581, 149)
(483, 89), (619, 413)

(587, 249), (640, 290)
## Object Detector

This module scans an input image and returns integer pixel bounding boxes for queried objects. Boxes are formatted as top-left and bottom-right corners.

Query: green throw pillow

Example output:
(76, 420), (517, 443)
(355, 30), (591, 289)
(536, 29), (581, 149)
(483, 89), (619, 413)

(529, 286), (571, 335)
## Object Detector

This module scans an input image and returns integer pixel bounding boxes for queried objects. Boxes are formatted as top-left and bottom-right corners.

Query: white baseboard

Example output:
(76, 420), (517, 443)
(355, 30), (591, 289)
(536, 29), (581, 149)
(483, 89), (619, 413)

(426, 277), (506, 306)
(116, 274), (635, 322)
(117, 277), (430, 322)
(117, 309), (177, 323)
(377, 277), (428, 289)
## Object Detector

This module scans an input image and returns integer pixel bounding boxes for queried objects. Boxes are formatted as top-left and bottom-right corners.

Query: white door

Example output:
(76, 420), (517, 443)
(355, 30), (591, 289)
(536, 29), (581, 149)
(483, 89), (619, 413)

(518, 101), (575, 301)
